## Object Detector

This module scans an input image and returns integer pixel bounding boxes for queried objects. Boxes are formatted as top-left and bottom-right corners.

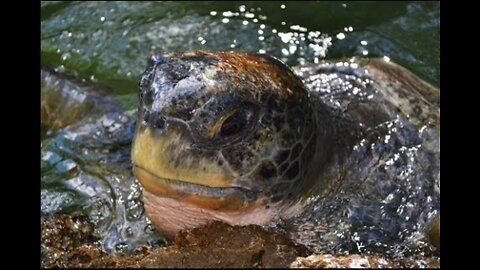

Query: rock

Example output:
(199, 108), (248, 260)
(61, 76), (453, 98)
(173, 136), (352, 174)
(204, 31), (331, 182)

(140, 221), (310, 268)
(41, 215), (309, 268)
(41, 214), (439, 268)
(290, 254), (440, 268)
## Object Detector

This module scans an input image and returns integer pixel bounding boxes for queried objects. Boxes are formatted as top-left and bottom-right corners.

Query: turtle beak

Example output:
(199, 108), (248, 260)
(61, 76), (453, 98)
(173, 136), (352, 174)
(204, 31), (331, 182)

(132, 165), (259, 210)
(131, 120), (258, 210)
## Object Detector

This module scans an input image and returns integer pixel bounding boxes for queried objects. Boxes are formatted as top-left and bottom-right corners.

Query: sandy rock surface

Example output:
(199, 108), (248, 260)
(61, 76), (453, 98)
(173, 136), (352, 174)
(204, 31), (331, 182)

(41, 214), (439, 268)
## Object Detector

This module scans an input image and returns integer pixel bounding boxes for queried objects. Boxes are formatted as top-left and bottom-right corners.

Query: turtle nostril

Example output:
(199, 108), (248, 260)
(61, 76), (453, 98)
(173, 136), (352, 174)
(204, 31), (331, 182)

(154, 115), (166, 130)
(144, 110), (167, 131)
(142, 110), (150, 126)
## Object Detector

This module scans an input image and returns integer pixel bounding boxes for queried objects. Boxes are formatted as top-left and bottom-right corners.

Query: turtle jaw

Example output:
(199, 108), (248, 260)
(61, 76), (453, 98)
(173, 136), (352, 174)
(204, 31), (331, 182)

(131, 124), (261, 211)
(133, 164), (293, 239)
(132, 165), (259, 211)
(134, 163), (304, 239)
(130, 122), (283, 237)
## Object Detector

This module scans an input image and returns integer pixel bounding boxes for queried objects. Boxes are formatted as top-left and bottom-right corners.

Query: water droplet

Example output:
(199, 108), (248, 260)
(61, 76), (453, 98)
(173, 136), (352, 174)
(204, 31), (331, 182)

(289, 45), (297, 54)
(278, 32), (293, 43)
(242, 20), (248, 25)
(125, 227), (134, 237)
(222, 18), (229, 23)
(290, 25), (307, 32)
(280, 4), (286, 9)
(210, 11), (217, 16)
(336, 32), (346, 40)
(61, 52), (71, 61)
(100, 16), (105, 22)
(126, 199), (145, 220)
(222, 11), (234, 17)
(144, 224), (155, 233)
(115, 242), (129, 252)
(244, 12), (254, 19)
(54, 65), (65, 73)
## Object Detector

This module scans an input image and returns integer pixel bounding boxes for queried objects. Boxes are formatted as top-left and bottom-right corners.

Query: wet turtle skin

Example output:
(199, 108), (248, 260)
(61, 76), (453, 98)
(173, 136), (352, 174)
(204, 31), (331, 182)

(41, 51), (439, 256)
(131, 51), (439, 255)
(286, 58), (439, 255)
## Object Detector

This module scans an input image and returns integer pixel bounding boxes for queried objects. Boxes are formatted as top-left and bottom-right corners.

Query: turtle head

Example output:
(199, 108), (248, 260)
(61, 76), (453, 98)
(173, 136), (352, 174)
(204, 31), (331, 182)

(131, 51), (319, 235)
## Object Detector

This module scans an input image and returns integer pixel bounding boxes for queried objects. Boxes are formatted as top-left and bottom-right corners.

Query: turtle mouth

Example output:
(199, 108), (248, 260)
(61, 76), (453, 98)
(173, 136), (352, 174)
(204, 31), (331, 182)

(133, 165), (260, 211)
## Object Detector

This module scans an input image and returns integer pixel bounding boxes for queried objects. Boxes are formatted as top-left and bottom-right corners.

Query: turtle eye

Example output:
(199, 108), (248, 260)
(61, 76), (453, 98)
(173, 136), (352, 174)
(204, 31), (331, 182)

(219, 110), (246, 138)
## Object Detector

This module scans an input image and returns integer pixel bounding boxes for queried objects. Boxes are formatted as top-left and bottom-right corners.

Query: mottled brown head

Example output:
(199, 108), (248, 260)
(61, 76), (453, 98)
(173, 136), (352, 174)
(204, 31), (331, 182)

(131, 51), (319, 233)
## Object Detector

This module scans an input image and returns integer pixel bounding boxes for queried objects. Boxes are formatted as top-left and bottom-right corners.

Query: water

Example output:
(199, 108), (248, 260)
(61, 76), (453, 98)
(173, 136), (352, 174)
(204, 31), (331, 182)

(41, 1), (439, 107)
(41, 1), (440, 255)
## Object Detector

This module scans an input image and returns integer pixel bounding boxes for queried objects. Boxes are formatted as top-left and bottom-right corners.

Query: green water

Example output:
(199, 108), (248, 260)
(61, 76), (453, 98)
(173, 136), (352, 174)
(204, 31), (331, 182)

(41, 1), (439, 110)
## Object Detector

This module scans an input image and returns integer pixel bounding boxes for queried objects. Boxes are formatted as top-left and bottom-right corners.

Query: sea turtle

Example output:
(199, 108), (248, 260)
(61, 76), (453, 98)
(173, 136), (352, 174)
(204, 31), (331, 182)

(41, 50), (439, 256)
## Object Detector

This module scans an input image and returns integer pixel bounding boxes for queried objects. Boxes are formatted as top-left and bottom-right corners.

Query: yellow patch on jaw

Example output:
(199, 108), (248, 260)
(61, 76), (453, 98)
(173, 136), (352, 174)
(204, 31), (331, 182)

(131, 127), (235, 188)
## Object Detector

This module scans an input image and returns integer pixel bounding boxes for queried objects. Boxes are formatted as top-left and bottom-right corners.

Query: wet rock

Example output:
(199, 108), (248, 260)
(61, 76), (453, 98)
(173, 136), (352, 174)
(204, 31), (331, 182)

(290, 254), (440, 268)
(41, 215), (308, 268)
(41, 214), (97, 252)
(41, 214), (439, 268)
(140, 221), (310, 268)
(41, 214), (100, 267)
